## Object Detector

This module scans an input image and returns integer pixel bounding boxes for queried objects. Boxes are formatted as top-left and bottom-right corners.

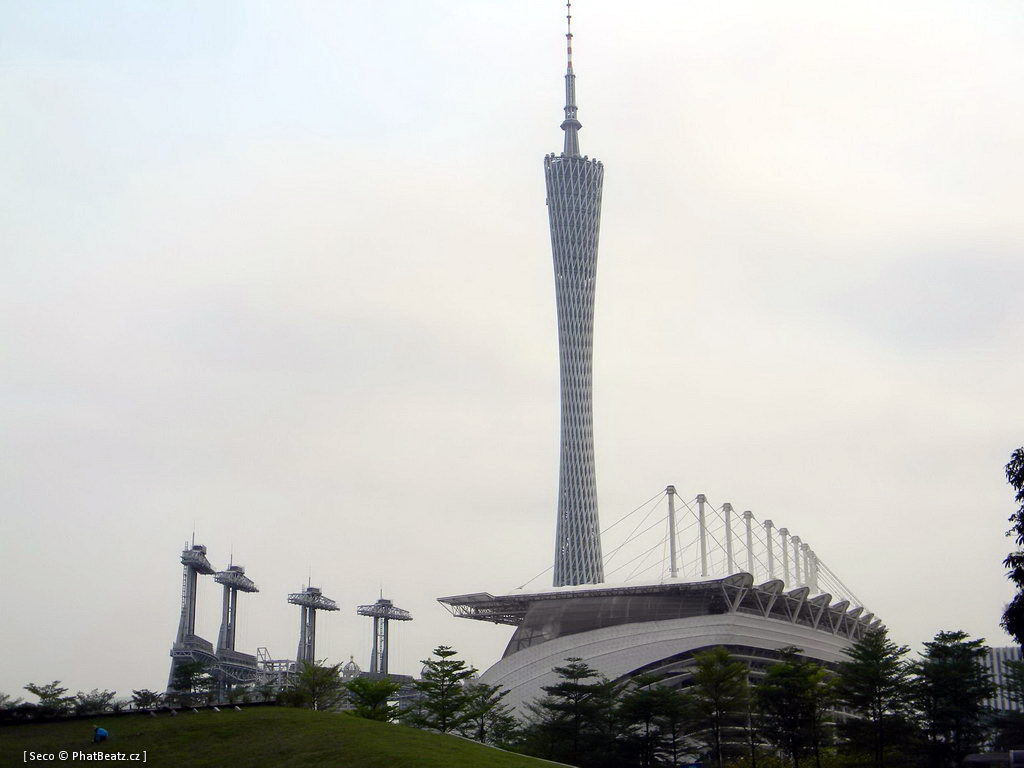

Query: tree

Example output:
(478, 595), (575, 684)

(225, 683), (251, 705)
(656, 686), (692, 768)
(284, 661), (345, 711)
(520, 695), (564, 761)
(523, 657), (611, 767)
(588, 677), (627, 768)
(542, 658), (603, 766)
(23, 681), (73, 717)
(344, 676), (400, 721)
(690, 646), (750, 768)
(131, 689), (163, 710)
(912, 630), (994, 768)
(256, 681), (277, 703)
(755, 648), (833, 768)
(411, 645), (476, 733)
(619, 675), (673, 768)
(0, 692), (26, 722)
(1003, 448), (1024, 645)
(484, 706), (522, 750)
(835, 627), (913, 767)
(73, 689), (116, 715)
(457, 682), (515, 744)
(169, 660), (214, 706)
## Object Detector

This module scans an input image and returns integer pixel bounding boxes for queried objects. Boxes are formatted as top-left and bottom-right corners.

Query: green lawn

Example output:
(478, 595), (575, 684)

(0, 707), (563, 768)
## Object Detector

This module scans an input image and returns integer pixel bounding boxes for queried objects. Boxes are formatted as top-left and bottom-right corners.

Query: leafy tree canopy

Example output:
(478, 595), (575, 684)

(457, 682), (515, 744)
(412, 645), (477, 733)
(345, 676), (400, 721)
(169, 660), (215, 707)
(618, 674), (679, 768)
(835, 627), (912, 768)
(755, 647), (833, 768)
(1003, 447), (1024, 644)
(73, 689), (116, 715)
(534, 657), (610, 766)
(690, 646), (750, 768)
(914, 630), (994, 768)
(24, 681), (73, 716)
(131, 689), (163, 709)
(284, 661), (345, 711)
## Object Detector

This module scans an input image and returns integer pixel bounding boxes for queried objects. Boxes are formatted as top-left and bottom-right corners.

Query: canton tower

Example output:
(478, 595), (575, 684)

(547, 2), (605, 587)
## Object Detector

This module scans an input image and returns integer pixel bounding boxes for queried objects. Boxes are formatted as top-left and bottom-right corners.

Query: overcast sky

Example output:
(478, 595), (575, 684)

(3, 0), (1023, 700)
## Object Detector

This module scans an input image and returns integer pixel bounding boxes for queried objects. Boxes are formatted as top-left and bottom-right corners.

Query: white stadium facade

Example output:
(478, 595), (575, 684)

(442, 566), (879, 712)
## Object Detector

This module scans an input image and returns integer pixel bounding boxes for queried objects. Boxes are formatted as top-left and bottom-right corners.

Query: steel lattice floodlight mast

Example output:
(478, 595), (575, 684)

(356, 597), (412, 676)
(167, 543), (217, 691)
(288, 586), (339, 666)
(176, 545), (216, 641)
(214, 564), (258, 653)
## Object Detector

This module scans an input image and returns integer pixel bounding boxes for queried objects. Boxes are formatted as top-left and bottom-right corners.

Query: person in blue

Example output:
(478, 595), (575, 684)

(93, 726), (108, 744)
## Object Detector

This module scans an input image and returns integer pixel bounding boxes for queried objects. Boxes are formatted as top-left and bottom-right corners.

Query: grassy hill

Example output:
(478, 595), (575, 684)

(0, 707), (563, 768)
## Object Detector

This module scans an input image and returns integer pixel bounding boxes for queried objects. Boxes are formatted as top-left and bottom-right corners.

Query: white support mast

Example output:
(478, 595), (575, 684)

(742, 510), (754, 575)
(666, 486), (678, 578)
(792, 536), (802, 586)
(697, 494), (708, 577)
(801, 543), (812, 591)
(722, 503), (734, 574)
(779, 528), (790, 587)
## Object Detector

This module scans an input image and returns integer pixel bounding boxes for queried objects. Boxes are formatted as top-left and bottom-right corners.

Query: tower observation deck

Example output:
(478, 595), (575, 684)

(548, 1), (605, 587)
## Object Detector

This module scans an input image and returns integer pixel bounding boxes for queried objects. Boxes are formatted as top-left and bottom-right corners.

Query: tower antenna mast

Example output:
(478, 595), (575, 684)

(560, 0), (582, 156)
(566, 1), (573, 70)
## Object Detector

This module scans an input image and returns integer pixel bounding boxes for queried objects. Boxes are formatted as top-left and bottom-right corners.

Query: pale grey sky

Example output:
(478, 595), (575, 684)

(2, 0), (1023, 699)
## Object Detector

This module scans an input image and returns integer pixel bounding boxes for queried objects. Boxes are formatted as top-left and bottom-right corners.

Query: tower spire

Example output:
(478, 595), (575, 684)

(561, 1), (582, 156)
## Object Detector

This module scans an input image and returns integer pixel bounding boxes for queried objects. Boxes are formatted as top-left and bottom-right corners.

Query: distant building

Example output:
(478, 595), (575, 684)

(985, 646), (1023, 713)
(342, 656), (362, 681)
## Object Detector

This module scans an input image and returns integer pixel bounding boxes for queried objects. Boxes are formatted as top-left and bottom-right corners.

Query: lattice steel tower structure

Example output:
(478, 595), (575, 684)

(288, 586), (339, 666)
(357, 596), (412, 676)
(548, 2), (605, 586)
(167, 543), (217, 690)
(215, 564), (258, 653)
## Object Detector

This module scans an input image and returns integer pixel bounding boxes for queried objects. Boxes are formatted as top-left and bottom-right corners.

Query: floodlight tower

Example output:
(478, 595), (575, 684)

(357, 597), (412, 675)
(288, 586), (339, 665)
(215, 564), (258, 652)
(167, 543), (216, 690)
